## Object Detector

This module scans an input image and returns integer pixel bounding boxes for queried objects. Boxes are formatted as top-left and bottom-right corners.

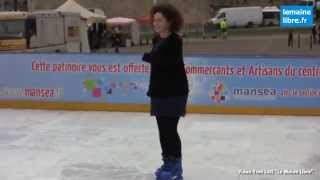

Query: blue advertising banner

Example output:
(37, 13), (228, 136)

(0, 54), (320, 110)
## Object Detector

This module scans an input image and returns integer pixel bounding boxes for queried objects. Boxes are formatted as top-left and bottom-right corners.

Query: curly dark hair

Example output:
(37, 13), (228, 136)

(150, 3), (184, 33)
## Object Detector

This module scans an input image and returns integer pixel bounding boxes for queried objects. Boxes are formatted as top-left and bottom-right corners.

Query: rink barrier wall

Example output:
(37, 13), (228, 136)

(1, 100), (320, 116)
(0, 53), (320, 116)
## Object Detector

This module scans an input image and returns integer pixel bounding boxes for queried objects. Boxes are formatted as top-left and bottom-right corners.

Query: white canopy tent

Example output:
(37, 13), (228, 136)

(56, 0), (106, 23)
(106, 17), (136, 25)
(56, 0), (108, 51)
(106, 17), (140, 46)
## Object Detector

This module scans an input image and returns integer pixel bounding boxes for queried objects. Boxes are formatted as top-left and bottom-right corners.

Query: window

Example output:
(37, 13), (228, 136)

(68, 26), (80, 38)
(217, 13), (226, 19)
(0, 20), (26, 38)
(263, 12), (276, 19)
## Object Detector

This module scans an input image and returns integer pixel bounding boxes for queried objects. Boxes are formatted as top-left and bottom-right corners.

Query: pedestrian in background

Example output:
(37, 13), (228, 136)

(220, 18), (228, 40)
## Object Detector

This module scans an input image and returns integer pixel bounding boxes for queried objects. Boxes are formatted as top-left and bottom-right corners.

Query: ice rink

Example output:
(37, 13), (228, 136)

(0, 109), (319, 180)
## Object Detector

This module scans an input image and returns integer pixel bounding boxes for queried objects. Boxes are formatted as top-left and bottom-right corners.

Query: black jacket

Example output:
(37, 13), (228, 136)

(142, 33), (189, 97)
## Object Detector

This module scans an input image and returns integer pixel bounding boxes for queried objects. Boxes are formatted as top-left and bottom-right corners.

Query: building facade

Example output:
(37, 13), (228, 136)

(0, 0), (31, 11)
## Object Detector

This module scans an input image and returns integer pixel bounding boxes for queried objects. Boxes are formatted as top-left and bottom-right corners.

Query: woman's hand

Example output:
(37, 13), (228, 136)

(142, 53), (152, 63)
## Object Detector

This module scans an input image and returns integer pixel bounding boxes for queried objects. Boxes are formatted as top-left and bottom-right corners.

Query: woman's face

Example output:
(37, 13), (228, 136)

(153, 12), (170, 34)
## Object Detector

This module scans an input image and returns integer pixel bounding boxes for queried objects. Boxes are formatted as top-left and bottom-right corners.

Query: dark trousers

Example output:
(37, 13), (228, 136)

(288, 36), (293, 48)
(156, 116), (182, 159)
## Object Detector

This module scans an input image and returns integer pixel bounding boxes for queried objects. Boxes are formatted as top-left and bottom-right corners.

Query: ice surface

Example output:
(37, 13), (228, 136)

(0, 109), (319, 180)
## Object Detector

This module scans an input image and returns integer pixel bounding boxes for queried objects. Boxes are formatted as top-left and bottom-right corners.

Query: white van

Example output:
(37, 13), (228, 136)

(210, 6), (263, 28)
(262, 6), (280, 26)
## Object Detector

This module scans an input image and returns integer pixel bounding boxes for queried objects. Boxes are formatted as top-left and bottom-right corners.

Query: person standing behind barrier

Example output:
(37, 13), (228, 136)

(312, 24), (317, 44)
(288, 30), (294, 48)
(220, 18), (228, 40)
(142, 3), (189, 180)
(113, 26), (122, 53)
(87, 26), (94, 50)
(318, 23), (320, 45)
